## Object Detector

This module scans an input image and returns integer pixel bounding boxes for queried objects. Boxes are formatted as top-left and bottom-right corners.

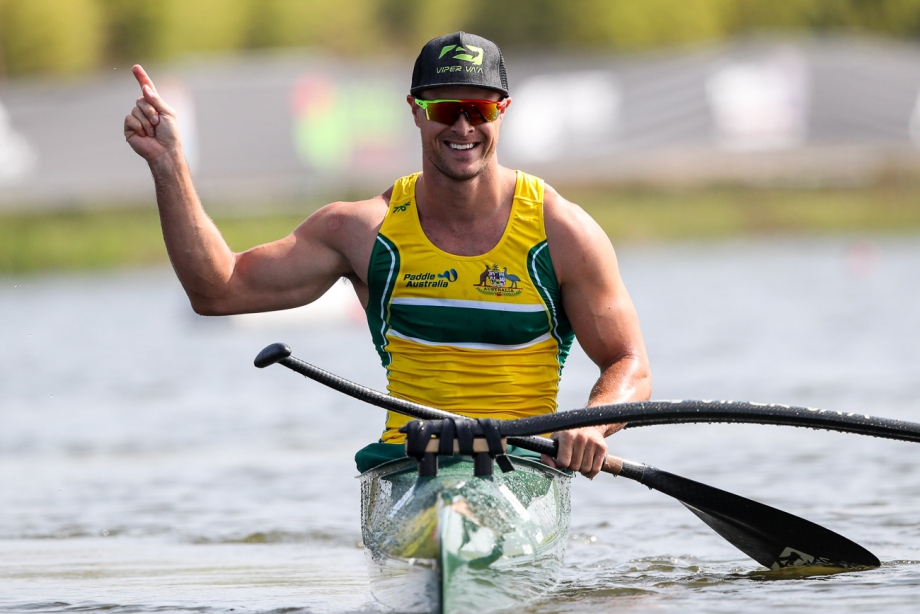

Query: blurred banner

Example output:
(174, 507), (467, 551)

(3, 37), (920, 210)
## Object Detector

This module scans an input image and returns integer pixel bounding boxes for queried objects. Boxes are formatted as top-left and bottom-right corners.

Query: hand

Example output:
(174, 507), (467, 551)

(124, 65), (181, 161)
(541, 424), (611, 479)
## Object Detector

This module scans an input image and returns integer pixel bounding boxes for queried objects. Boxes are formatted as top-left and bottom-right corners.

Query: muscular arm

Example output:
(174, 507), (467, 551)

(125, 65), (378, 315)
(542, 186), (652, 477)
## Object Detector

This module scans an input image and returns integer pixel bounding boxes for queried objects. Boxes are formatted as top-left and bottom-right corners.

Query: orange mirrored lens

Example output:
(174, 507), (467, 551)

(415, 99), (507, 125)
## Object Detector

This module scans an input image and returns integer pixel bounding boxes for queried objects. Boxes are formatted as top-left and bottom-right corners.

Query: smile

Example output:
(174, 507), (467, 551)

(448, 143), (476, 150)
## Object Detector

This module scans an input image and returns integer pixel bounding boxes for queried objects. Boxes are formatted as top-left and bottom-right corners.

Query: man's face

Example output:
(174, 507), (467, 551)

(407, 86), (511, 182)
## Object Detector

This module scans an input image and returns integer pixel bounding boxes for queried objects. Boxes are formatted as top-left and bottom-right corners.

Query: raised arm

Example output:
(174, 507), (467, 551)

(124, 65), (377, 315)
(542, 186), (652, 477)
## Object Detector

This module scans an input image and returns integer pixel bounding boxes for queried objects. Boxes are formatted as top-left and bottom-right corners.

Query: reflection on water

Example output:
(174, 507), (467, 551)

(1, 236), (919, 612)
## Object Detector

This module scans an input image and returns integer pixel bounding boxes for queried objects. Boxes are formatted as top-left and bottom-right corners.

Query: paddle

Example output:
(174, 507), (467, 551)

(254, 342), (879, 570)
(500, 401), (920, 444)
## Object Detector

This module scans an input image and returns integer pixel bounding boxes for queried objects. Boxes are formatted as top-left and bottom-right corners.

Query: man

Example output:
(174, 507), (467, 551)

(124, 32), (651, 479)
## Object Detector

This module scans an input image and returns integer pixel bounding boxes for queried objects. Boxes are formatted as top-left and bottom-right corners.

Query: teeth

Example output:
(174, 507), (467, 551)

(449, 143), (475, 150)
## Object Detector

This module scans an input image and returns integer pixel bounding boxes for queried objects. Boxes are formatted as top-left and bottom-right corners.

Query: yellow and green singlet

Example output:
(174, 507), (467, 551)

(365, 171), (575, 444)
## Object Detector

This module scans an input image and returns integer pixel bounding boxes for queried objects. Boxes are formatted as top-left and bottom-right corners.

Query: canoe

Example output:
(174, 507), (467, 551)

(359, 455), (572, 614)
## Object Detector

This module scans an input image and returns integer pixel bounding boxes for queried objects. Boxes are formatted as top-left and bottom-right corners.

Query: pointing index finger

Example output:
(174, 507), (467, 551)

(132, 64), (156, 94)
(132, 64), (165, 121)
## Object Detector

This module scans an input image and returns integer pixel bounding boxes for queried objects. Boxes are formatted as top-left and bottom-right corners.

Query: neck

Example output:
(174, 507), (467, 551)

(414, 165), (517, 256)
(416, 163), (512, 225)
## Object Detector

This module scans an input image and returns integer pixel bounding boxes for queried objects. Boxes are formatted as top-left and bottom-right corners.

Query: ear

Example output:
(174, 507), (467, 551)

(498, 96), (511, 122)
(406, 95), (421, 128)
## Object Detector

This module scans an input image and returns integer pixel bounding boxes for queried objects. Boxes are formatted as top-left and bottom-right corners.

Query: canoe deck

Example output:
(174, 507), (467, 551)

(359, 455), (572, 613)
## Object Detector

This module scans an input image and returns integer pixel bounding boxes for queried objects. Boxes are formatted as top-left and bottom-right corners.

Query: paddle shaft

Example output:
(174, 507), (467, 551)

(264, 349), (639, 479)
(256, 345), (920, 446)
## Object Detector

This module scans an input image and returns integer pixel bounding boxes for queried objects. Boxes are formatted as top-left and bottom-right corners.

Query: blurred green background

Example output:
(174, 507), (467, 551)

(1, 0), (919, 275)
(4, 0), (920, 77)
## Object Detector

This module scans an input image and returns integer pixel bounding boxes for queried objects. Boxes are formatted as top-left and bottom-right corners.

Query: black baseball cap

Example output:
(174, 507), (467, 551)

(410, 32), (509, 98)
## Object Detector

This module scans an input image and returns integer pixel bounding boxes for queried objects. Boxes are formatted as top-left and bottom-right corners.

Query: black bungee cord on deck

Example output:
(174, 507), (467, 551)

(403, 417), (514, 477)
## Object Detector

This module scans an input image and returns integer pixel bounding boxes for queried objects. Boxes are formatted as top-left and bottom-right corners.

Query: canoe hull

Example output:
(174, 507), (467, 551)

(360, 456), (571, 614)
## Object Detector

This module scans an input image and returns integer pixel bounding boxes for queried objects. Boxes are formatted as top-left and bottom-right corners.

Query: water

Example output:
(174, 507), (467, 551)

(2, 236), (919, 612)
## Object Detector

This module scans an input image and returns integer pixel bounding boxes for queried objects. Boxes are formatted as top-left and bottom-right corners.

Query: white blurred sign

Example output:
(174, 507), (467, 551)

(907, 88), (920, 147)
(504, 71), (621, 162)
(158, 78), (199, 172)
(0, 99), (37, 184)
(707, 49), (809, 151)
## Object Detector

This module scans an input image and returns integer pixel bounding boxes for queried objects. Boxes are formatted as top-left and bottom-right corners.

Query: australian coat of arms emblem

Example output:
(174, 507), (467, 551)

(474, 263), (523, 297)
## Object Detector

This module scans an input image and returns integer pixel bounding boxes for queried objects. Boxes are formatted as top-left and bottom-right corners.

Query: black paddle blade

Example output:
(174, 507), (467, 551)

(641, 466), (880, 570)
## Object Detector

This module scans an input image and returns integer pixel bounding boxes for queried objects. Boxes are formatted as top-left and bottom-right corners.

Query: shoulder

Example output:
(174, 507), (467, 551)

(541, 184), (619, 283)
(275, 188), (394, 286)
(542, 184), (610, 249)
(295, 188), (391, 241)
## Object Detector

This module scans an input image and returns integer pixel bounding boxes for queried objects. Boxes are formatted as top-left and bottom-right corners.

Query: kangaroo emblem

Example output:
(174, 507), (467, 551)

(475, 264), (490, 286)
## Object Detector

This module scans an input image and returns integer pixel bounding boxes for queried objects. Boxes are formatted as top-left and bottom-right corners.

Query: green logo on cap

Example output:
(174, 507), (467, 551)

(439, 44), (483, 66)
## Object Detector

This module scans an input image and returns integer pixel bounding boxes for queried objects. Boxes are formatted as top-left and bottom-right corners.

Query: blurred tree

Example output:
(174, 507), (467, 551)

(567, 0), (734, 49)
(465, 0), (574, 47)
(243, 0), (386, 54)
(374, 0), (474, 53)
(149, 0), (251, 61)
(730, 0), (832, 30)
(4, 0), (920, 77)
(845, 0), (920, 37)
(101, 1), (160, 65)
(0, 0), (105, 75)
(99, 0), (251, 65)
(0, 0), (6, 77)
(409, 2), (471, 44)
(727, 0), (920, 36)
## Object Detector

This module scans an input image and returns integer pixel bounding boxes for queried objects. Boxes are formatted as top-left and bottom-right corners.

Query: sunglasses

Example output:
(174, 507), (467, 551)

(414, 98), (510, 125)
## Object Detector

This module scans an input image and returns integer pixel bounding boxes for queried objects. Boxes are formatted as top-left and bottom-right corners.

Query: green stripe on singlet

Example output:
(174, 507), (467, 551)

(387, 297), (552, 348)
(527, 241), (574, 369)
(366, 234), (400, 367)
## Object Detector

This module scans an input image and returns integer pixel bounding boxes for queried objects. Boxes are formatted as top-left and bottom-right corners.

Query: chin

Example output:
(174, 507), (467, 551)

(442, 167), (484, 181)
(431, 155), (492, 182)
